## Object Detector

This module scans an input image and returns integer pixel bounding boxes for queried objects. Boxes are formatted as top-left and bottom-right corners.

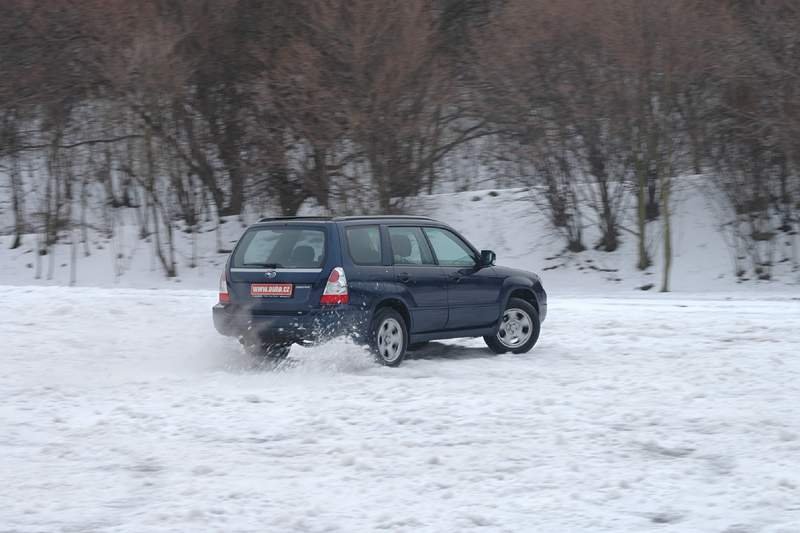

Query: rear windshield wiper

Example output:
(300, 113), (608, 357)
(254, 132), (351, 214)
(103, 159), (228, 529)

(242, 263), (283, 268)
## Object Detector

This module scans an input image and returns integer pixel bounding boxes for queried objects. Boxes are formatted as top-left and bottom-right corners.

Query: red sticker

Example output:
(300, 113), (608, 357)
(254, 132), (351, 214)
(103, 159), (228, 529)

(250, 283), (293, 298)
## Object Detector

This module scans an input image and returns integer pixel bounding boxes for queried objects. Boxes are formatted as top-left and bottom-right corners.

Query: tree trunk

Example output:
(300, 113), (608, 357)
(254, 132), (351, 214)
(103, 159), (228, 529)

(636, 156), (651, 270)
(80, 173), (91, 257)
(70, 227), (77, 286)
(588, 145), (618, 252)
(660, 170), (672, 292)
(219, 137), (245, 216)
(145, 131), (177, 278)
(599, 184), (618, 252)
(9, 146), (24, 249)
(646, 131), (660, 221)
(309, 145), (330, 210)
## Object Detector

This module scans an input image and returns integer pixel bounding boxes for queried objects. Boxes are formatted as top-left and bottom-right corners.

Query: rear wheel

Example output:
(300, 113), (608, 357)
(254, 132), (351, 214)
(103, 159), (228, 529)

(370, 308), (408, 367)
(484, 297), (540, 354)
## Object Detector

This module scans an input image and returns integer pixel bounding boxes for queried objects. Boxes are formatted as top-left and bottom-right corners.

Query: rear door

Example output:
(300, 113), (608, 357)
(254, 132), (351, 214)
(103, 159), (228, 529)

(341, 224), (394, 311)
(422, 226), (502, 330)
(227, 224), (329, 314)
(387, 226), (448, 333)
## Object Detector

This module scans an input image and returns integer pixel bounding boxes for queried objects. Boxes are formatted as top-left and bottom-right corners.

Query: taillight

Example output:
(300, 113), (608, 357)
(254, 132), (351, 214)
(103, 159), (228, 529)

(320, 267), (349, 305)
(218, 271), (230, 304)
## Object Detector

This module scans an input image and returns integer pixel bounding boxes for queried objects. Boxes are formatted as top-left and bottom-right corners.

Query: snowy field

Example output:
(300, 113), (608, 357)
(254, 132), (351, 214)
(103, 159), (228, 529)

(2, 286), (800, 532)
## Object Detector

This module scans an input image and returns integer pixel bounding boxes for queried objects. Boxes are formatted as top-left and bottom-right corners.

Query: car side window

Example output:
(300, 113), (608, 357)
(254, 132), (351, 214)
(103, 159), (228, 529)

(423, 227), (477, 267)
(346, 225), (382, 265)
(388, 226), (434, 265)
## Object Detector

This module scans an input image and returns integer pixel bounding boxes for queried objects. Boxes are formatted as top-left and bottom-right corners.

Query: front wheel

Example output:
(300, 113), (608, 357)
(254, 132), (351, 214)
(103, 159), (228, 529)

(484, 297), (540, 354)
(370, 308), (408, 367)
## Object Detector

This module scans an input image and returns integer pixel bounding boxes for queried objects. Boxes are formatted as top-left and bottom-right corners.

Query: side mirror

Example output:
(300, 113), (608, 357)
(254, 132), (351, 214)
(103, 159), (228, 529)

(480, 249), (496, 267)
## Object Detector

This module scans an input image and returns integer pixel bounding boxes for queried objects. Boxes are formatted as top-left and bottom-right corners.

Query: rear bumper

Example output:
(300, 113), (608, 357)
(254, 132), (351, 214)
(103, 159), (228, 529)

(212, 304), (367, 343)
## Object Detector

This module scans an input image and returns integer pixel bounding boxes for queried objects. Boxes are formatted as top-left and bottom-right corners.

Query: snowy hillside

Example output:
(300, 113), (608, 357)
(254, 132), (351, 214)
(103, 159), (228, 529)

(2, 183), (798, 294)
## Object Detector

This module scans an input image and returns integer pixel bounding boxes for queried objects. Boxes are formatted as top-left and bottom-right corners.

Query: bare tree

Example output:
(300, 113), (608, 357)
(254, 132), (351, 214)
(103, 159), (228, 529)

(2, 0), (800, 286)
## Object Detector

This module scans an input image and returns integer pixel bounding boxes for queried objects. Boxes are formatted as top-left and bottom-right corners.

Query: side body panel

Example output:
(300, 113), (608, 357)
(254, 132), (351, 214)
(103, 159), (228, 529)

(439, 265), (503, 329)
(392, 265), (448, 333)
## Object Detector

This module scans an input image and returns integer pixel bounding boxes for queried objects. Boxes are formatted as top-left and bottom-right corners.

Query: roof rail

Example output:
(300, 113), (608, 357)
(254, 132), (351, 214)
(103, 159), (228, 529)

(257, 216), (333, 223)
(333, 215), (437, 221)
(256, 215), (438, 223)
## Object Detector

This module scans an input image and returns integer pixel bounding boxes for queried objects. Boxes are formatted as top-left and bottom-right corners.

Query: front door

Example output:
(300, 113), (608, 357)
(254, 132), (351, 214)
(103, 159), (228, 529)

(422, 226), (501, 330)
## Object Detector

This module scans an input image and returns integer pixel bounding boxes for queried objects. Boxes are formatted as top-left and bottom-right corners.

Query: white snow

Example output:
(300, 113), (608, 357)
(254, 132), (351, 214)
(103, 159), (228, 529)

(2, 184), (800, 530)
(2, 184), (798, 294)
(2, 286), (800, 532)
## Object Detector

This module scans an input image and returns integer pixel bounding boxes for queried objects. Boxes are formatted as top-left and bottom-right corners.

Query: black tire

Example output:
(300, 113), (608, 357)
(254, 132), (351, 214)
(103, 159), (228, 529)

(484, 297), (540, 355)
(406, 341), (429, 352)
(369, 307), (408, 367)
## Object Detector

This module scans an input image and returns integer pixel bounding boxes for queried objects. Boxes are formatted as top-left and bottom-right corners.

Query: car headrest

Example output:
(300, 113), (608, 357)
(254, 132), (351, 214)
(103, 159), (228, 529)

(349, 238), (378, 264)
(290, 245), (316, 266)
(391, 233), (412, 257)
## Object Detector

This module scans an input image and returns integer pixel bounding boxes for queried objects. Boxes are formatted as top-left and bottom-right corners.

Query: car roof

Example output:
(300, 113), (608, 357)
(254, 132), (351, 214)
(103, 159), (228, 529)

(254, 215), (443, 225)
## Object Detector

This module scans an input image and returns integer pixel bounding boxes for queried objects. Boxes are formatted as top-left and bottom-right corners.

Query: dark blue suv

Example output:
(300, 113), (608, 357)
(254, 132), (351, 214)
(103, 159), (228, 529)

(213, 216), (547, 366)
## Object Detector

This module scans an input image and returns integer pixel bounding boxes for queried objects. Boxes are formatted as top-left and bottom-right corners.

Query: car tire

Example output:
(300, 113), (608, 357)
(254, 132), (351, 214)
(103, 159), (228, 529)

(370, 307), (408, 367)
(484, 297), (540, 355)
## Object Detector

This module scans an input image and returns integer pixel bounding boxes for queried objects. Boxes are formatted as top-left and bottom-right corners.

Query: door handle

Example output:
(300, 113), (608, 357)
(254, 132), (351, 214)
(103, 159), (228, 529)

(449, 273), (463, 283)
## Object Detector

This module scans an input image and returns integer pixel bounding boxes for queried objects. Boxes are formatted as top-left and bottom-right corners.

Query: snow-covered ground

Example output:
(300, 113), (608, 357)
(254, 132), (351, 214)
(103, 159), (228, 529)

(2, 286), (799, 532)
(2, 183), (800, 531)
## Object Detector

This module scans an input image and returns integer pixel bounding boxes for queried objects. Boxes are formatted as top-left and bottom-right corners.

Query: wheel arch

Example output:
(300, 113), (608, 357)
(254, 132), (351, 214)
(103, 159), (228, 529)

(373, 297), (412, 331)
(508, 288), (540, 315)
(501, 278), (540, 317)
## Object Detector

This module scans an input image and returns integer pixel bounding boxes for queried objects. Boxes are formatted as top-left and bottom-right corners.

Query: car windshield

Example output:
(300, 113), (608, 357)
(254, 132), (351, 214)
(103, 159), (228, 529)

(232, 227), (325, 269)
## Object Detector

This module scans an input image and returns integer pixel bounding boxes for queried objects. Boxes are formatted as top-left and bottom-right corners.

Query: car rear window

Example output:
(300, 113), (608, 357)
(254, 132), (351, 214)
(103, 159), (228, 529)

(232, 227), (325, 268)
(346, 225), (382, 265)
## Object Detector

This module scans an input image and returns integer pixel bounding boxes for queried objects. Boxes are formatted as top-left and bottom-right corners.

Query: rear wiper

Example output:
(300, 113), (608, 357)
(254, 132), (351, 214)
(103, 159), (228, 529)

(242, 263), (283, 268)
